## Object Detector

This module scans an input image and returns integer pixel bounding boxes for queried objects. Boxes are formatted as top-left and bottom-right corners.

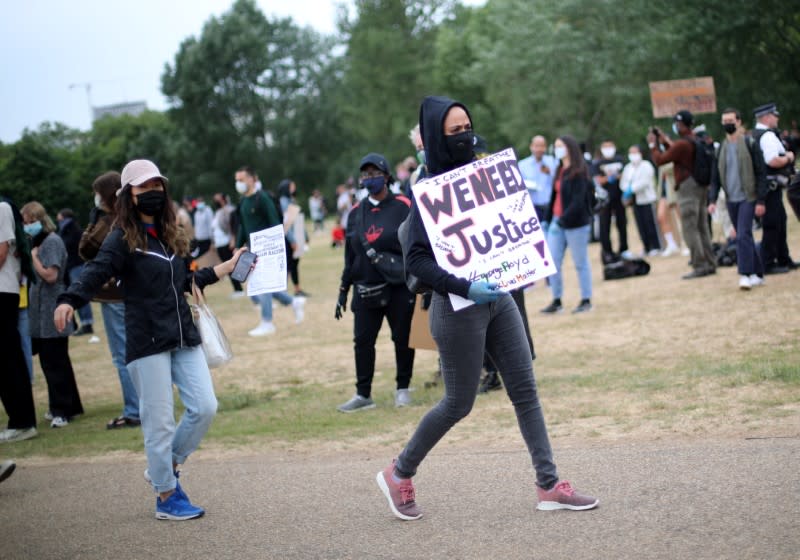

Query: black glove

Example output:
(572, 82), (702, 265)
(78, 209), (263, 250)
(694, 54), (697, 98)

(421, 291), (432, 310)
(334, 286), (349, 320)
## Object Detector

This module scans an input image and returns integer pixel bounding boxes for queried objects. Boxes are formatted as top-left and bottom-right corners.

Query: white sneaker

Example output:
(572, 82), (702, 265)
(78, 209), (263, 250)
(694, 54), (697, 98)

(44, 410), (53, 421)
(395, 388), (413, 408)
(738, 275), (752, 290)
(0, 427), (38, 443)
(749, 274), (764, 287)
(292, 296), (305, 324)
(661, 245), (679, 257)
(248, 321), (276, 337)
(647, 249), (661, 257)
(50, 416), (69, 428)
(620, 250), (635, 260)
(681, 247), (690, 257)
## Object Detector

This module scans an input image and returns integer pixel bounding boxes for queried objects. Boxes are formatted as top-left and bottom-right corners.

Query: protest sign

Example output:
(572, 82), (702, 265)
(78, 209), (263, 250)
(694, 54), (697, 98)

(247, 224), (287, 297)
(649, 76), (716, 118)
(412, 148), (556, 311)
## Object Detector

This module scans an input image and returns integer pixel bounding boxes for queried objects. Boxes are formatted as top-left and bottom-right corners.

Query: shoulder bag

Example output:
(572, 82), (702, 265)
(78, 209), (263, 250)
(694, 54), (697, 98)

(191, 281), (233, 368)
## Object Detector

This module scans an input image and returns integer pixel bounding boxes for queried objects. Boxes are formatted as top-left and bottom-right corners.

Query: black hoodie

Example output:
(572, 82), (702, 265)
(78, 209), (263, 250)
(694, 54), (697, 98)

(405, 96), (474, 299)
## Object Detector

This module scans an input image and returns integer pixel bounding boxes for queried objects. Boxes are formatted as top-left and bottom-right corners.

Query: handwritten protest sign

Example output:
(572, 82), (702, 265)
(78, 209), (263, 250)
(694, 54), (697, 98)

(649, 76), (716, 118)
(247, 224), (287, 297)
(413, 148), (556, 311)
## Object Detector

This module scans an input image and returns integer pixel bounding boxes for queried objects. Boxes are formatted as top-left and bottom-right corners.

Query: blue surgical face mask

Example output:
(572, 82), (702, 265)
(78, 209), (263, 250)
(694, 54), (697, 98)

(554, 146), (568, 160)
(24, 221), (43, 237)
(361, 176), (386, 195)
(672, 122), (680, 135)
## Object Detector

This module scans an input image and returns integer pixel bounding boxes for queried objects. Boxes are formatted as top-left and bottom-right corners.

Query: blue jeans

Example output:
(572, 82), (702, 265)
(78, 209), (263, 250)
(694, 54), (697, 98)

(727, 199), (763, 277)
(396, 293), (558, 489)
(259, 290), (294, 321)
(17, 307), (33, 383)
(547, 221), (592, 300)
(127, 346), (217, 494)
(101, 302), (139, 420)
(69, 265), (94, 325)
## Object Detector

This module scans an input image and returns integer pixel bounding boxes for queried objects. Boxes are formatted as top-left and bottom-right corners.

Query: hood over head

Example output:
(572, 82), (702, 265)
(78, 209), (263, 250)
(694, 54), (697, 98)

(419, 95), (474, 175)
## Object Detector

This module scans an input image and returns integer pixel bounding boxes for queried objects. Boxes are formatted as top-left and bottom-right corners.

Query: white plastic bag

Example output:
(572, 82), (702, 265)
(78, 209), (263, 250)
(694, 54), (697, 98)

(191, 282), (233, 368)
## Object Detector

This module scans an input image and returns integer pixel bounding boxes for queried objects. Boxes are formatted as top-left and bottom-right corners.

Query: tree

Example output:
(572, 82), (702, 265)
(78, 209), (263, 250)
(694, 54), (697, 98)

(161, 0), (343, 199)
(337, 0), (456, 170)
(0, 123), (89, 221)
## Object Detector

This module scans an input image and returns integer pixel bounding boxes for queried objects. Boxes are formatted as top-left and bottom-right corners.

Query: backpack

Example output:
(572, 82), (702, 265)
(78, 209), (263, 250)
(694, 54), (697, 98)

(689, 137), (715, 186)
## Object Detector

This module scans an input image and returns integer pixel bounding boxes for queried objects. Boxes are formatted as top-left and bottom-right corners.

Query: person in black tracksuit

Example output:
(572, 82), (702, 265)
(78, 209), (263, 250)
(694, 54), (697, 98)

(335, 153), (415, 413)
(55, 159), (248, 521)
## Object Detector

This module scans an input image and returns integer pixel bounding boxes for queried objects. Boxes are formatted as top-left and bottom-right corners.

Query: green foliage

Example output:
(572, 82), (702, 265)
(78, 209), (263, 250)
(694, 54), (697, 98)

(161, 0), (343, 199)
(3, 0), (798, 216)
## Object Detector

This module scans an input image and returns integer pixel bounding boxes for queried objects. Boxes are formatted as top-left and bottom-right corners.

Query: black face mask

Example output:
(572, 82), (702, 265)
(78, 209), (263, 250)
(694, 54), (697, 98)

(135, 190), (166, 217)
(446, 130), (476, 166)
(722, 123), (737, 135)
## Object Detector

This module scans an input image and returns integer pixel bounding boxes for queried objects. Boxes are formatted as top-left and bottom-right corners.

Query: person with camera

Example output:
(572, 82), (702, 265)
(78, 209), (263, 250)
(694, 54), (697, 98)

(54, 159), (249, 521)
(335, 153), (416, 413)
(708, 108), (768, 289)
(648, 110), (716, 279)
(752, 103), (796, 274)
(375, 96), (597, 521)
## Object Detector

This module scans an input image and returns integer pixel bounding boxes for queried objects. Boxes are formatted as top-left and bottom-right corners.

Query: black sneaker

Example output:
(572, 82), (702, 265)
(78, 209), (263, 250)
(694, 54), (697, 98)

(572, 299), (592, 314)
(73, 324), (94, 336)
(478, 371), (503, 394)
(540, 299), (563, 314)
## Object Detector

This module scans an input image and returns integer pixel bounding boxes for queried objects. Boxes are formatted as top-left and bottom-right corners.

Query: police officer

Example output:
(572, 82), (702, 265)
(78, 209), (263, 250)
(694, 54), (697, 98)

(752, 103), (796, 274)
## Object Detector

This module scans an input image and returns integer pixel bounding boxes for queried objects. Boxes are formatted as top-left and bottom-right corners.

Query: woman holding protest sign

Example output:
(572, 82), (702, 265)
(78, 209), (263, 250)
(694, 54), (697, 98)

(54, 159), (250, 521)
(540, 135), (594, 314)
(375, 96), (598, 521)
(334, 153), (416, 412)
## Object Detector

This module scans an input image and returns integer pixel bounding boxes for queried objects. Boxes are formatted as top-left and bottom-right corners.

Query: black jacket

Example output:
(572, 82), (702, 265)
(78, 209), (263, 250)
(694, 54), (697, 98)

(548, 169), (593, 229)
(341, 193), (411, 288)
(404, 96), (474, 299)
(57, 226), (218, 364)
(58, 218), (84, 271)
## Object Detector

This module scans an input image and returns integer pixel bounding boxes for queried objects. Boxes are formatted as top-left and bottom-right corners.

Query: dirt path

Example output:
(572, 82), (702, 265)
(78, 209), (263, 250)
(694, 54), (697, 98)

(3, 436), (798, 560)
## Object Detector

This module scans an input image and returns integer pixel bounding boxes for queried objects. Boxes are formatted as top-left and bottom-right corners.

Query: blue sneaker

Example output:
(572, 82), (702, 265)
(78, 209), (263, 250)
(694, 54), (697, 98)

(155, 490), (205, 520)
(144, 469), (188, 500)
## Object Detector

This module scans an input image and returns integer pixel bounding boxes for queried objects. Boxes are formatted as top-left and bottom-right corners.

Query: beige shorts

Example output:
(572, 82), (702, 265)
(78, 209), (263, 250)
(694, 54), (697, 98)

(658, 163), (678, 205)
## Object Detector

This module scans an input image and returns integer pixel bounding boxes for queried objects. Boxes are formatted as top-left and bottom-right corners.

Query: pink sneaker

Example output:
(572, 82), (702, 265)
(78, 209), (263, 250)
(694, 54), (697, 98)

(536, 480), (598, 511)
(376, 461), (423, 521)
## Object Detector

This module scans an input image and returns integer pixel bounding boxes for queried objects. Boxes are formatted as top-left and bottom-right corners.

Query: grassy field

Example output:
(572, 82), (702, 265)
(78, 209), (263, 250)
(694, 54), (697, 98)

(4, 210), (799, 461)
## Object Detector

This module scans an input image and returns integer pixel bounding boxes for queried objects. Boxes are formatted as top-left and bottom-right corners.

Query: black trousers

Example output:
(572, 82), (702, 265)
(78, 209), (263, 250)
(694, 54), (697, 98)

(288, 257), (300, 287)
(352, 284), (415, 398)
(216, 245), (242, 291)
(633, 203), (661, 253)
(0, 293), (36, 429)
(599, 192), (629, 258)
(760, 187), (791, 267)
(37, 337), (84, 418)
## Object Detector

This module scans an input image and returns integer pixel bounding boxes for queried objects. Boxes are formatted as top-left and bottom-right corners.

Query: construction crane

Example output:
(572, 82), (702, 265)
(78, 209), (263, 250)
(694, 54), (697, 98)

(68, 82), (94, 121)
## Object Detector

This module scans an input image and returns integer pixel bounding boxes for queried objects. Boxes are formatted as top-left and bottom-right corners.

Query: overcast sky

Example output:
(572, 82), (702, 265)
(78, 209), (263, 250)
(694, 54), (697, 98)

(1, 0), (485, 144)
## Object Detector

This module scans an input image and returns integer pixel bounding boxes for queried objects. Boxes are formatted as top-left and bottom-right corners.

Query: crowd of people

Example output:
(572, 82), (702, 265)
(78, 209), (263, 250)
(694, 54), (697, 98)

(0, 96), (796, 522)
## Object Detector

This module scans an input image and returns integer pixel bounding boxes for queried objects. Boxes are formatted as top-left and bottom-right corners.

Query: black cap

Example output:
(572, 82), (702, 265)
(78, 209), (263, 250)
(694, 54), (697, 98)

(359, 153), (390, 174)
(673, 110), (694, 126)
(753, 103), (779, 118)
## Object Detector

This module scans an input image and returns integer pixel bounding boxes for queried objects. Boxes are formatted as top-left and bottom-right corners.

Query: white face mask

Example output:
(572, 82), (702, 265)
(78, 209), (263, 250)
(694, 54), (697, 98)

(94, 194), (103, 208)
(235, 181), (248, 194)
(672, 122), (680, 135)
(628, 153), (642, 164)
(601, 146), (616, 159)
(554, 146), (568, 160)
